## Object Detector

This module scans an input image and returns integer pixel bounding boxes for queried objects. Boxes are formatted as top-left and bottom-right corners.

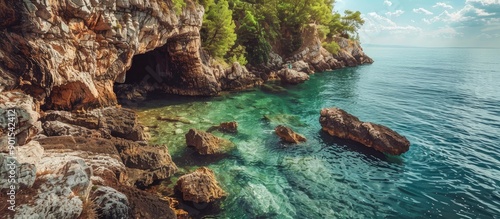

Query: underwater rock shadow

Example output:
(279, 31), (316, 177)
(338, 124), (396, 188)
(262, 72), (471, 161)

(172, 148), (232, 167)
(317, 130), (400, 163)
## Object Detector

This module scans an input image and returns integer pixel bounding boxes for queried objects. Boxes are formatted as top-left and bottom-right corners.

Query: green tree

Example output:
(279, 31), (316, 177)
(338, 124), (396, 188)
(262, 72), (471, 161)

(201, 0), (237, 58)
(236, 10), (271, 65)
(340, 10), (364, 38)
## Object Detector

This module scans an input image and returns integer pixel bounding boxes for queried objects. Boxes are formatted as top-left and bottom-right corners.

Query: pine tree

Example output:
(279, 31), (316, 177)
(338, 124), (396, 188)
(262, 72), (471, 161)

(201, 0), (237, 58)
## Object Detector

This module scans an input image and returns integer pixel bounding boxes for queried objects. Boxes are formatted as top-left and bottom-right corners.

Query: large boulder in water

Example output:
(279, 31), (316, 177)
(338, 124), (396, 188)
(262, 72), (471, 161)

(185, 129), (233, 155)
(319, 107), (410, 155)
(175, 167), (227, 203)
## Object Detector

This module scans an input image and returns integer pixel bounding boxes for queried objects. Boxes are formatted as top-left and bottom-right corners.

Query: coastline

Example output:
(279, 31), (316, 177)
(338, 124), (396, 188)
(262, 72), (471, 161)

(0, 0), (373, 217)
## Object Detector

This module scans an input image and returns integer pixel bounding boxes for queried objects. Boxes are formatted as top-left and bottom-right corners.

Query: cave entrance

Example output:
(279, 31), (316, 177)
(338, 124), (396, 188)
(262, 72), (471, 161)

(122, 45), (171, 85)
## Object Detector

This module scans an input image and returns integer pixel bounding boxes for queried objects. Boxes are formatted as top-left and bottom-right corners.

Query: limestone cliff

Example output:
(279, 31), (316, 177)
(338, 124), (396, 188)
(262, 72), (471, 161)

(0, 0), (261, 110)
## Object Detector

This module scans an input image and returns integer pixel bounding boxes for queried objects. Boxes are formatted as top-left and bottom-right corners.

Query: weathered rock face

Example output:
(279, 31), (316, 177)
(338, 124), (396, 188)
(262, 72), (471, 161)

(0, 91), (41, 146)
(175, 167), (226, 203)
(267, 24), (373, 73)
(42, 106), (150, 141)
(319, 107), (410, 155)
(276, 69), (310, 84)
(113, 138), (178, 188)
(0, 0), (263, 110)
(91, 186), (130, 219)
(185, 129), (233, 155)
(274, 125), (306, 144)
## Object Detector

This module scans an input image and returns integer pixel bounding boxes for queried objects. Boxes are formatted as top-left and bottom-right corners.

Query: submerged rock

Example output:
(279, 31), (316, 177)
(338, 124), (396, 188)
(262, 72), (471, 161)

(175, 167), (226, 203)
(319, 107), (410, 155)
(207, 121), (238, 133)
(185, 129), (233, 155)
(274, 125), (306, 144)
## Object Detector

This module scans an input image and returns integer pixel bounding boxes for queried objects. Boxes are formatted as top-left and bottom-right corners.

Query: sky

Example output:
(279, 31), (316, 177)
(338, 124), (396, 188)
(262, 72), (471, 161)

(335, 0), (500, 47)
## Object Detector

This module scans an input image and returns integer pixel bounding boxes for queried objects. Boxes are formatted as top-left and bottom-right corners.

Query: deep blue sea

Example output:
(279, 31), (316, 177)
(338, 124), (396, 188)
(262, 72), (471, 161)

(137, 47), (500, 218)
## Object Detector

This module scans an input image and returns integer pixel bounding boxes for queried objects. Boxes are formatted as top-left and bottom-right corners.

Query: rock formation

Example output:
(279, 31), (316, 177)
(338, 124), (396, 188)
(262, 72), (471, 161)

(319, 107), (410, 155)
(175, 167), (226, 203)
(274, 125), (307, 144)
(185, 129), (233, 155)
(0, 0), (261, 110)
(276, 69), (310, 84)
(207, 121), (238, 133)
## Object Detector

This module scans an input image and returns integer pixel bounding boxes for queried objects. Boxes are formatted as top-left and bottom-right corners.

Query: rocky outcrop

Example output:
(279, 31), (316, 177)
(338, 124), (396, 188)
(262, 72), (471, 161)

(0, 91), (41, 146)
(274, 125), (306, 144)
(91, 186), (130, 219)
(42, 106), (150, 141)
(276, 69), (310, 84)
(175, 167), (226, 203)
(261, 24), (373, 75)
(113, 138), (178, 188)
(319, 107), (410, 155)
(185, 129), (233, 155)
(0, 0), (261, 110)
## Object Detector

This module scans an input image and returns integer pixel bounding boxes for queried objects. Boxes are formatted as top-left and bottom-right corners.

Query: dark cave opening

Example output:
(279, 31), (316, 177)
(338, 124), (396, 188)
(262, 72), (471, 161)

(122, 45), (171, 85)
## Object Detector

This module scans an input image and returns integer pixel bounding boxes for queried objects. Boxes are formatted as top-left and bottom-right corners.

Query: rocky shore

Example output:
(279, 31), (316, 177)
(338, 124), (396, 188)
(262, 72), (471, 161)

(1, 0), (375, 218)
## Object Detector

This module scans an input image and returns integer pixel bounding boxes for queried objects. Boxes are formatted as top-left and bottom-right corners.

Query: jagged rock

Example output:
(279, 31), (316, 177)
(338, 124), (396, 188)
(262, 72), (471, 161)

(290, 24), (373, 72)
(112, 138), (178, 187)
(208, 121), (238, 133)
(37, 136), (127, 186)
(0, 154), (36, 190)
(291, 60), (314, 74)
(274, 125), (306, 143)
(175, 167), (226, 203)
(0, 91), (41, 146)
(277, 68), (310, 84)
(91, 186), (130, 219)
(43, 107), (149, 141)
(319, 107), (410, 155)
(219, 121), (238, 133)
(100, 107), (150, 141)
(16, 140), (44, 166)
(117, 185), (177, 219)
(15, 158), (93, 219)
(185, 129), (233, 155)
(42, 120), (102, 138)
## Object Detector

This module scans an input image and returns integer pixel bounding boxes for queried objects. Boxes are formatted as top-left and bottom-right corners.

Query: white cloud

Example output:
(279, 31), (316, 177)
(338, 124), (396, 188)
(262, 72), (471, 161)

(364, 12), (421, 33)
(413, 8), (434, 15)
(425, 4), (496, 24)
(384, 0), (392, 7)
(385, 10), (405, 17)
(424, 27), (462, 39)
(433, 2), (454, 9)
(465, 0), (500, 6)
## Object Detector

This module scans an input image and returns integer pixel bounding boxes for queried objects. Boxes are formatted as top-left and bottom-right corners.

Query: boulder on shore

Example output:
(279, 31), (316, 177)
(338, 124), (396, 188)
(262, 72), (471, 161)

(276, 69), (309, 84)
(185, 129), (233, 155)
(175, 167), (226, 203)
(274, 125), (306, 144)
(319, 107), (410, 155)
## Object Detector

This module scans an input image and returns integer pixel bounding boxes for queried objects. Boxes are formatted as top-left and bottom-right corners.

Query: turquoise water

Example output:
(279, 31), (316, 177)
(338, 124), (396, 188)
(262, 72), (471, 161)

(136, 47), (500, 218)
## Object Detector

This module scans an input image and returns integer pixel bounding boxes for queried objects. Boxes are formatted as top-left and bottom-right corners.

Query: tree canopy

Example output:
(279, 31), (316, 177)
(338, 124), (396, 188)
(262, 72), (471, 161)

(197, 0), (365, 65)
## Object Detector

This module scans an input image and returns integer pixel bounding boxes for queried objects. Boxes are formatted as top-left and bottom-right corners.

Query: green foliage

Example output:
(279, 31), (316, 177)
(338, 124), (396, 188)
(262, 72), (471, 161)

(198, 0), (364, 65)
(236, 10), (272, 65)
(226, 45), (248, 65)
(172, 0), (186, 14)
(322, 41), (340, 55)
(201, 0), (237, 58)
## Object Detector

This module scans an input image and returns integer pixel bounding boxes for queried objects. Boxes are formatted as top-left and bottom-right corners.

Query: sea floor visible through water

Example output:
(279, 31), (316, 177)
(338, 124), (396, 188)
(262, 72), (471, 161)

(134, 46), (500, 219)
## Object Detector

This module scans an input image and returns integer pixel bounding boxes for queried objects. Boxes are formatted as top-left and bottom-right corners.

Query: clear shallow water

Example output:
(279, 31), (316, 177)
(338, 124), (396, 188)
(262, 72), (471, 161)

(136, 47), (500, 218)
